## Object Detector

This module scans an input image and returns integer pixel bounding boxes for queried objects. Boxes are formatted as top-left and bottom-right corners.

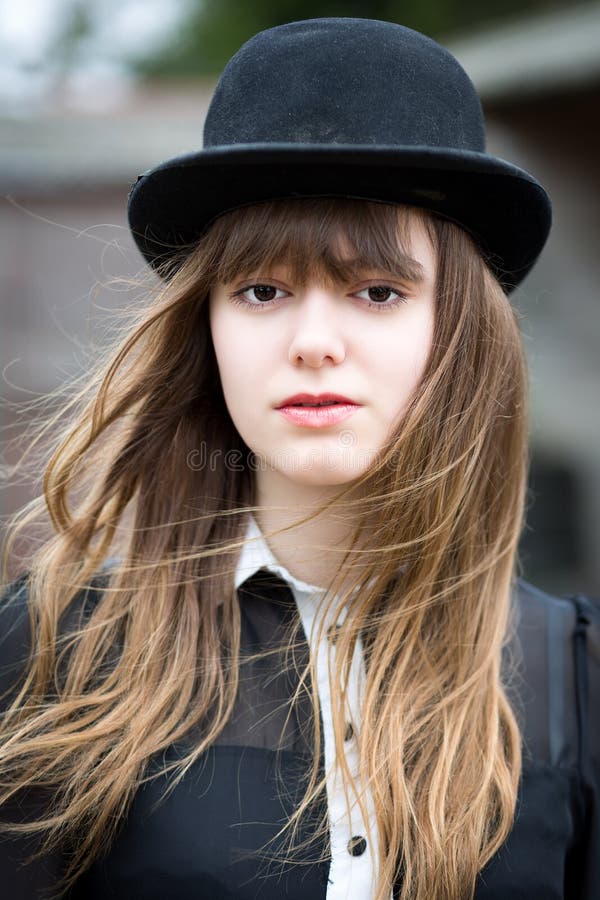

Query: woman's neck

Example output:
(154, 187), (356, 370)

(254, 474), (369, 592)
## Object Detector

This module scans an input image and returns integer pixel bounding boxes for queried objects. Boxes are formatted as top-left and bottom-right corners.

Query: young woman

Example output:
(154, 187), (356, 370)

(1, 18), (598, 900)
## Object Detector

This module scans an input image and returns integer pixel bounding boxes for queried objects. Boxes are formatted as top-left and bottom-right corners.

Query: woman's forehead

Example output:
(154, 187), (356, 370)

(211, 203), (434, 285)
(226, 255), (427, 287)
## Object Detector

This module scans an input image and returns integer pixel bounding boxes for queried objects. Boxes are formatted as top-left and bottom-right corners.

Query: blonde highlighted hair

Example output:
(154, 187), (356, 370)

(1, 198), (527, 899)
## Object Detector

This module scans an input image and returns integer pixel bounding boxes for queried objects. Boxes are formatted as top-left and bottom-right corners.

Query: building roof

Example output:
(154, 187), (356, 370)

(1, 83), (214, 192)
(447, 2), (600, 100)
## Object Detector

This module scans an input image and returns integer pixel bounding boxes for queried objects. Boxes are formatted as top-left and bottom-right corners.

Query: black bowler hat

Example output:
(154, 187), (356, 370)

(127, 17), (552, 291)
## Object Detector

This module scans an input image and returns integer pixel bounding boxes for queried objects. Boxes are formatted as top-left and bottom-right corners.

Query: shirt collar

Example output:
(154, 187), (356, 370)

(234, 514), (327, 596)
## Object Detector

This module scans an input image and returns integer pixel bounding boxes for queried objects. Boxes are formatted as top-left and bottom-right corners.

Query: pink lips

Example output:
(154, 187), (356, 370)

(275, 393), (361, 428)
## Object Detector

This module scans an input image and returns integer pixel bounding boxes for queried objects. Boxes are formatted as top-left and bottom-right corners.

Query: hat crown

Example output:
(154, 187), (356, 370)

(203, 18), (486, 153)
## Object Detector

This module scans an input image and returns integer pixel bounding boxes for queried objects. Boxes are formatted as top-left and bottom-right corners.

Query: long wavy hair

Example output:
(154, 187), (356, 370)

(0, 198), (527, 900)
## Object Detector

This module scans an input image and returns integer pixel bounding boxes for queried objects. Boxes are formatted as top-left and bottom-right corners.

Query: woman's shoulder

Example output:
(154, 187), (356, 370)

(510, 577), (599, 776)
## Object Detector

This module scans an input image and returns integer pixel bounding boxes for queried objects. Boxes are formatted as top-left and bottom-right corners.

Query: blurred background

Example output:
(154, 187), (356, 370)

(1, 0), (599, 594)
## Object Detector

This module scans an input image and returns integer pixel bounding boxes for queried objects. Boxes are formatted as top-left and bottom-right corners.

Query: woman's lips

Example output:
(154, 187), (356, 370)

(276, 403), (360, 428)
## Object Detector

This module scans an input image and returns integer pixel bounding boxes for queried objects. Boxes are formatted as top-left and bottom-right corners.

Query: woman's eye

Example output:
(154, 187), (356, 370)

(354, 286), (407, 306)
(228, 282), (407, 310)
(233, 284), (288, 304)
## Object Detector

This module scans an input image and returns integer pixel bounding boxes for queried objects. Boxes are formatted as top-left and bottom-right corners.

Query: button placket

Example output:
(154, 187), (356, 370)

(333, 617), (377, 891)
(294, 592), (388, 899)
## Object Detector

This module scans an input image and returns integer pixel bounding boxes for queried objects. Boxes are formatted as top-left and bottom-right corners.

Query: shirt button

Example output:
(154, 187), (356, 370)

(344, 722), (354, 742)
(327, 624), (342, 644)
(347, 835), (367, 857)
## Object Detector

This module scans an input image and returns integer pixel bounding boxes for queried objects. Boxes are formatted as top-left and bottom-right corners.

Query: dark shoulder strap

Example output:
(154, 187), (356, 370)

(511, 578), (580, 767)
(564, 592), (600, 897)
(511, 580), (599, 797)
(569, 593), (600, 777)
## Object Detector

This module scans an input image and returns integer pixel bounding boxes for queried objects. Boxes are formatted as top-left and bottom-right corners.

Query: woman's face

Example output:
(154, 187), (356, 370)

(209, 214), (436, 495)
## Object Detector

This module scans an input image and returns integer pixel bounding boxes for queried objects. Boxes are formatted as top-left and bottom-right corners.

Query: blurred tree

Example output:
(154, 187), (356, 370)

(48, 0), (95, 75)
(131, 0), (586, 78)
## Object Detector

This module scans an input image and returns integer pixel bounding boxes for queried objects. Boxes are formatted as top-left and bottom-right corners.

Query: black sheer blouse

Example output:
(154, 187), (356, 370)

(0, 570), (598, 899)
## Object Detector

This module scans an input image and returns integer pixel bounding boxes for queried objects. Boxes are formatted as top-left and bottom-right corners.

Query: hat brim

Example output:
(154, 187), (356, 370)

(127, 144), (551, 291)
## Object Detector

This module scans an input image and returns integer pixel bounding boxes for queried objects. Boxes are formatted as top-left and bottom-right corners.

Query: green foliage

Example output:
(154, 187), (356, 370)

(50, 0), (95, 69)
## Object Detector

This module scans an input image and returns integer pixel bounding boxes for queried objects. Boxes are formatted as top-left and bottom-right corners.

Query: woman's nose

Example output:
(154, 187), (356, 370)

(288, 288), (346, 367)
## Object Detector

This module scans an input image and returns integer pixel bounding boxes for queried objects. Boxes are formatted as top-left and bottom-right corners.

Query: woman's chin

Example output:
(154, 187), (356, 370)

(260, 456), (371, 488)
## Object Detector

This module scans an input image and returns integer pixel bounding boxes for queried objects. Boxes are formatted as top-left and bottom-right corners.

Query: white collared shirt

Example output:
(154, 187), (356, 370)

(235, 515), (389, 900)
